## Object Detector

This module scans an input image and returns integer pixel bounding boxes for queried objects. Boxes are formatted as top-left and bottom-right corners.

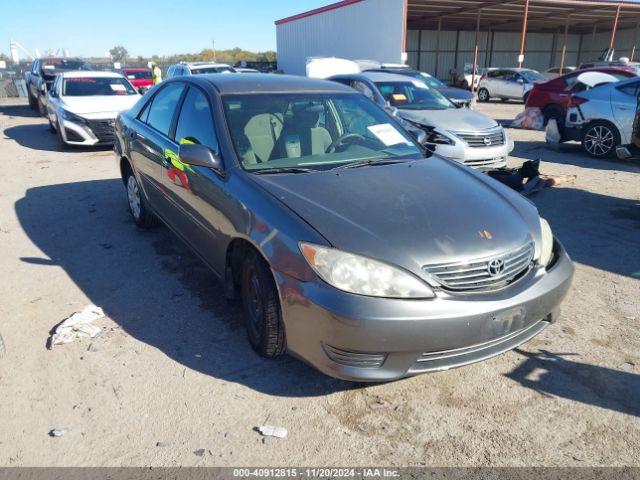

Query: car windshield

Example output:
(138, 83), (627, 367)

(63, 77), (137, 96)
(374, 81), (453, 110)
(520, 70), (546, 82)
(191, 66), (235, 74)
(223, 93), (422, 172)
(418, 73), (446, 88)
(125, 70), (152, 79)
(42, 59), (90, 71)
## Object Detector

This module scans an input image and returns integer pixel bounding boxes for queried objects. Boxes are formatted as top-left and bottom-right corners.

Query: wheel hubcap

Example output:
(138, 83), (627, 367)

(584, 126), (614, 156)
(127, 175), (141, 219)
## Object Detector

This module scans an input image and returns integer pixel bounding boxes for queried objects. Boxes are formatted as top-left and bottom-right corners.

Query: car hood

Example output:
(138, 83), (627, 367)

(397, 107), (498, 131)
(436, 87), (474, 101)
(61, 95), (140, 117)
(251, 157), (541, 278)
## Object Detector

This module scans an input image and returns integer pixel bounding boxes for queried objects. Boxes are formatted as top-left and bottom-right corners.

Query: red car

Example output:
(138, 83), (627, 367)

(118, 67), (153, 92)
(525, 67), (638, 121)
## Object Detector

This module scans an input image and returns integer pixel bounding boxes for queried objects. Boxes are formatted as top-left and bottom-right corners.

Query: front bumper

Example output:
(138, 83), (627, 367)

(275, 240), (573, 381)
(433, 135), (514, 170)
(59, 117), (116, 146)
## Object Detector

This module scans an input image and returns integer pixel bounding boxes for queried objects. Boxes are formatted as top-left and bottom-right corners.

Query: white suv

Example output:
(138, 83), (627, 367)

(166, 62), (236, 78)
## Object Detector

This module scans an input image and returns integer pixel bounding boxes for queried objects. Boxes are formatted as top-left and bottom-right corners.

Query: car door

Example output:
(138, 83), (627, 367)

(161, 85), (227, 270)
(485, 70), (504, 96)
(502, 72), (523, 98)
(611, 80), (640, 142)
(129, 82), (187, 214)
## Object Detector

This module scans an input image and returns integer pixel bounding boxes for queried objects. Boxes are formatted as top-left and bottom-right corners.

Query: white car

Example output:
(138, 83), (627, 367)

(564, 75), (640, 158)
(477, 68), (546, 103)
(166, 62), (236, 78)
(328, 72), (514, 169)
(46, 71), (141, 147)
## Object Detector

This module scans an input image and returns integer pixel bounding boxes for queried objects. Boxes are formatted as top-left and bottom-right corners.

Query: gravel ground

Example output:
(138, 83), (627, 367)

(0, 98), (638, 467)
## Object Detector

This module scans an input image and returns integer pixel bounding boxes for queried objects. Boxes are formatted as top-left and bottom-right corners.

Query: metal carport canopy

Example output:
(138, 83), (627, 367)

(407, 0), (640, 33)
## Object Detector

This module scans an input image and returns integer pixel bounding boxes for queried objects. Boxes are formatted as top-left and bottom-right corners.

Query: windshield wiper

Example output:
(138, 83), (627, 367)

(332, 159), (409, 170)
(251, 167), (318, 175)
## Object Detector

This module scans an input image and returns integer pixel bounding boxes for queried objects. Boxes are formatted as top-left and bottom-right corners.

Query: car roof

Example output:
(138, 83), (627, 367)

(59, 70), (123, 78)
(186, 62), (232, 68)
(121, 67), (147, 71)
(360, 71), (421, 82)
(186, 73), (355, 94)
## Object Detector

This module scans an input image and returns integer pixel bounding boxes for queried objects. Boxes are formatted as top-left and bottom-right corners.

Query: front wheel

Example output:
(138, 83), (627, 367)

(582, 122), (620, 158)
(241, 250), (286, 358)
(477, 88), (490, 102)
(28, 91), (38, 110)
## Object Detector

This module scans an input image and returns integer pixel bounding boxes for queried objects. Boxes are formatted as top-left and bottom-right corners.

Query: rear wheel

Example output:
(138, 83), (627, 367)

(542, 104), (563, 123)
(581, 121), (620, 158)
(124, 166), (157, 228)
(241, 250), (286, 358)
(477, 88), (490, 102)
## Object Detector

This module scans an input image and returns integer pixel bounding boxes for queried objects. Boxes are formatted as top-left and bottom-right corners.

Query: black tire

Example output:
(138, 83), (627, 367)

(49, 119), (56, 134)
(38, 98), (47, 117)
(581, 121), (620, 158)
(542, 104), (563, 123)
(477, 88), (490, 102)
(28, 91), (38, 110)
(241, 250), (286, 358)
(124, 165), (158, 228)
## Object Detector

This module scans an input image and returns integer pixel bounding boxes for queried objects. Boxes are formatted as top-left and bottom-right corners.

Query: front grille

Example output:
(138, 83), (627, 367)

(463, 157), (506, 168)
(423, 241), (535, 293)
(451, 127), (505, 148)
(86, 119), (116, 143)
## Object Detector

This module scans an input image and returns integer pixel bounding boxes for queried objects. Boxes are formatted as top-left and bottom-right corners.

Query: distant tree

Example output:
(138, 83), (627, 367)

(109, 45), (128, 64)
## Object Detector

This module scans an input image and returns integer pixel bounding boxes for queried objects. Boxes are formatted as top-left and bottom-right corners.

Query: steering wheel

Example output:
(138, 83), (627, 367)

(325, 133), (366, 154)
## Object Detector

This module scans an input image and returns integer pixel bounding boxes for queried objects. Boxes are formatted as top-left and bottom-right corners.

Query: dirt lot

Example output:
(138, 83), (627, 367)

(0, 97), (638, 467)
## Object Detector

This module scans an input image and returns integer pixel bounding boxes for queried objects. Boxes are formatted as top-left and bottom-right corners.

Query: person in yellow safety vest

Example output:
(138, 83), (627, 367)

(149, 62), (162, 85)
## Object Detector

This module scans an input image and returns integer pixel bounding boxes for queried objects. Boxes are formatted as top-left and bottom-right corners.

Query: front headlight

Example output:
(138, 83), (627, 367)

(61, 109), (87, 124)
(421, 126), (455, 145)
(539, 217), (554, 267)
(300, 243), (434, 299)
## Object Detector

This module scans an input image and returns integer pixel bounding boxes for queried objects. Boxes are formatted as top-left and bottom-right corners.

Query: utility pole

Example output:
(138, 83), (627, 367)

(212, 38), (217, 61)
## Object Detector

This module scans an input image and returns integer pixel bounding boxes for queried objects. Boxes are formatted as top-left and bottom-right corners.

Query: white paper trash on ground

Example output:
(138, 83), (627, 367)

(511, 107), (544, 130)
(545, 118), (562, 147)
(48, 304), (105, 349)
(257, 425), (287, 438)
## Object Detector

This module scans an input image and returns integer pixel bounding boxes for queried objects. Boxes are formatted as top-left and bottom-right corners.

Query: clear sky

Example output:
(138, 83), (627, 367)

(1, 0), (330, 58)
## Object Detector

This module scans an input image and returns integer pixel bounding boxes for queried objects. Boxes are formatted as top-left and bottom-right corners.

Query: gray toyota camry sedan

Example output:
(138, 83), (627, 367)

(114, 74), (573, 381)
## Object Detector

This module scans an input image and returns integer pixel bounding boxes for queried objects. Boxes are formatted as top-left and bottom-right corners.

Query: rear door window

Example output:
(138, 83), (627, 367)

(617, 81), (640, 97)
(144, 83), (186, 136)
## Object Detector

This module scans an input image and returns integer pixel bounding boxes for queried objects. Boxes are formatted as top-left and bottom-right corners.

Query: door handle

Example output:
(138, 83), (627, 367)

(129, 131), (137, 140)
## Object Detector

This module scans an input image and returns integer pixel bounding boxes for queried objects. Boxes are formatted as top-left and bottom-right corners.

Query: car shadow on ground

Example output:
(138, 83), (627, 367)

(3, 122), (113, 153)
(511, 139), (640, 173)
(15, 179), (356, 397)
(507, 349), (639, 417)
(0, 103), (41, 118)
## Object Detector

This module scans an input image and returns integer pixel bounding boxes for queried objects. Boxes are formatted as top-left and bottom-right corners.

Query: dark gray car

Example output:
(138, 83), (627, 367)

(115, 74), (573, 381)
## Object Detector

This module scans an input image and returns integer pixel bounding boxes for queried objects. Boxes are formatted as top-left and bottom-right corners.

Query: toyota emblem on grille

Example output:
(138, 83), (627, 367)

(487, 258), (505, 276)
(483, 136), (492, 146)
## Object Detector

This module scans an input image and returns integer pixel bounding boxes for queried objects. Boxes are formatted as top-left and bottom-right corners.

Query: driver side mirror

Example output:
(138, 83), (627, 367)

(517, 77), (525, 84)
(179, 143), (224, 175)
